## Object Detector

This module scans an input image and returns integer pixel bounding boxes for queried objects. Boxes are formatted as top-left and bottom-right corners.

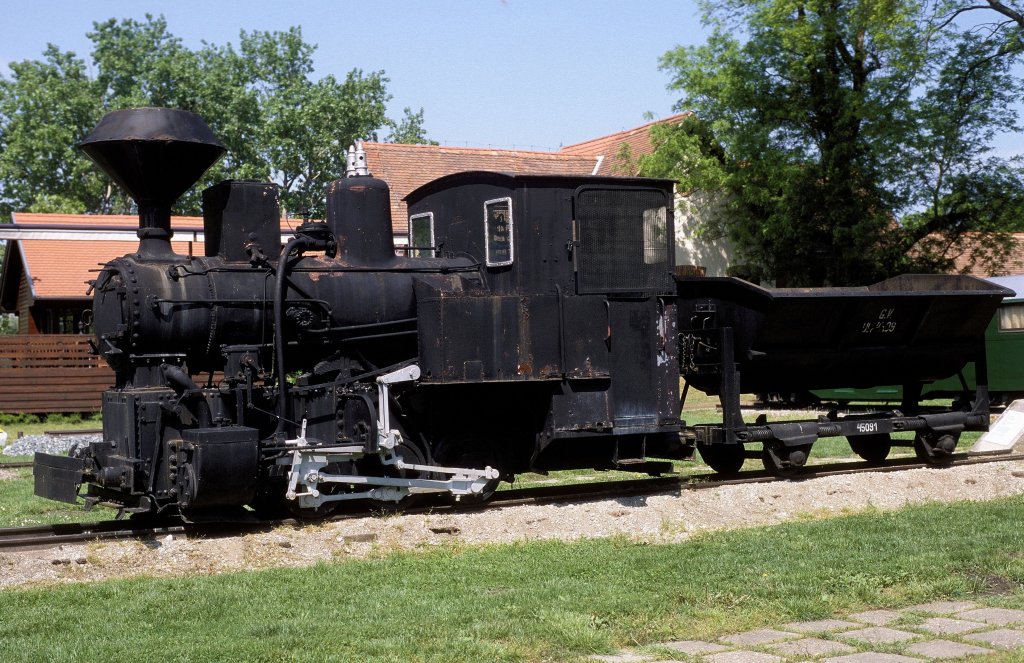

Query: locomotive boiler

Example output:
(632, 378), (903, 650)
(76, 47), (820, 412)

(33, 107), (1011, 518)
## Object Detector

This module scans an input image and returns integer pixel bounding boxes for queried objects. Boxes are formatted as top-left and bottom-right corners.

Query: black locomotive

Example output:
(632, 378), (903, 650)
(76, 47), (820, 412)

(33, 108), (1011, 517)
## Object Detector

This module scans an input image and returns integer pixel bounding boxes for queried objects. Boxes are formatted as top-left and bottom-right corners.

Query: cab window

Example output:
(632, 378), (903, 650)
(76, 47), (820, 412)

(484, 197), (513, 267)
(409, 212), (434, 258)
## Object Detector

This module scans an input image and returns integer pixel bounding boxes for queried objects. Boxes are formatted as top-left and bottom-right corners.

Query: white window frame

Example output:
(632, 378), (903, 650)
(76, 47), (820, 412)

(998, 302), (1024, 332)
(642, 205), (668, 265)
(408, 212), (435, 258)
(484, 196), (514, 267)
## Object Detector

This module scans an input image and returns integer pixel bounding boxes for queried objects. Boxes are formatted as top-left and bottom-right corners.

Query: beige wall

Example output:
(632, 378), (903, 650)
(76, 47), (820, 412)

(674, 193), (734, 277)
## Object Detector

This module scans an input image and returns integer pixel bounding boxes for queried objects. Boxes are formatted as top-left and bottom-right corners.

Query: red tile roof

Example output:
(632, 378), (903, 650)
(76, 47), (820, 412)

(12, 212), (204, 229)
(6, 213), (297, 301)
(16, 239), (200, 300)
(916, 232), (1024, 277)
(363, 143), (599, 233)
(560, 113), (691, 176)
(12, 212), (208, 300)
(4, 115), (690, 301)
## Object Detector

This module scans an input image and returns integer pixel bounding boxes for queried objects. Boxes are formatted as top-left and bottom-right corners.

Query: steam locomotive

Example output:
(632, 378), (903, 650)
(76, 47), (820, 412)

(33, 108), (1010, 518)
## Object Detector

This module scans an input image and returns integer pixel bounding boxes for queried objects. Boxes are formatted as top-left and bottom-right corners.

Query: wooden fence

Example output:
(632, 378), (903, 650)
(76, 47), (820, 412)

(0, 335), (113, 413)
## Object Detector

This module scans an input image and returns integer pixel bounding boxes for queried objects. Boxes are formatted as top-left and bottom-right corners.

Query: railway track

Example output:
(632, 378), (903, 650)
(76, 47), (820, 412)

(0, 519), (188, 552)
(2, 451), (1022, 552)
(489, 451), (1024, 507)
(42, 428), (102, 436)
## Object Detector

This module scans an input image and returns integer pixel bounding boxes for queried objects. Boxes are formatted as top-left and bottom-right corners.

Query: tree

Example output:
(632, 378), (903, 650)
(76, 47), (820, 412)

(937, 1), (1024, 53)
(386, 107), (437, 145)
(215, 28), (394, 218)
(0, 15), (432, 222)
(0, 45), (111, 221)
(647, 0), (1023, 286)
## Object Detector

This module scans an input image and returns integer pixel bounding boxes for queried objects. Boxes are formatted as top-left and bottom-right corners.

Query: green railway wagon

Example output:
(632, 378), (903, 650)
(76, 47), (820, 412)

(810, 275), (1024, 406)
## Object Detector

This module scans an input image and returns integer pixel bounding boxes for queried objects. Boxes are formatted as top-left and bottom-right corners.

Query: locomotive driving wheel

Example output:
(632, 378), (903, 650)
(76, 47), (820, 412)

(432, 437), (502, 503)
(847, 433), (892, 464)
(696, 443), (745, 476)
(370, 435), (432, 511)
(761, 442), (812, 477)
(287, 459), (355, 520)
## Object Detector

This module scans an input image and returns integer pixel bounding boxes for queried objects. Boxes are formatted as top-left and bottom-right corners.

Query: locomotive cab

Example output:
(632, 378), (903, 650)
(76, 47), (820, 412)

(405, 173), (683, 472)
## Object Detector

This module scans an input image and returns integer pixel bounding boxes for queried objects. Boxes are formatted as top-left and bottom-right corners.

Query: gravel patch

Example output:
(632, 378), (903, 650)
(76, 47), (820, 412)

(1, 457), (1022, 589)
(1, 433), (101, 457)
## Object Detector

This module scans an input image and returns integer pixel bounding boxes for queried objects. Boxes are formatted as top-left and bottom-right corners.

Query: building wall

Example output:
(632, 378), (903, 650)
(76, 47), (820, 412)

(16, 274), (35, 334)
(674, 193), (734, 278)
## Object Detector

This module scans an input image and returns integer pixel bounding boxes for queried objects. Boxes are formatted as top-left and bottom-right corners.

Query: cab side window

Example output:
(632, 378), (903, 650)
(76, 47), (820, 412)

(484, 197), (513, 267)
(409, 212), (434, 258)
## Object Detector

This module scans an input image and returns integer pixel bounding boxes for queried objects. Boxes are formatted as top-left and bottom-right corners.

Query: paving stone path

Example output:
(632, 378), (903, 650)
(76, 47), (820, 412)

(591, 601), (1024, 662)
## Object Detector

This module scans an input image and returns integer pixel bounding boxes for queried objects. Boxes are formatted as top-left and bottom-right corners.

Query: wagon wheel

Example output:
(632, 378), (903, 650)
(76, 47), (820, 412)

(696, 443), (745, 476)
(847, 433), (892, 464)
(761, 442), (812, 478)
(432, 437), (502, 504)
(913, 431), (959, 467)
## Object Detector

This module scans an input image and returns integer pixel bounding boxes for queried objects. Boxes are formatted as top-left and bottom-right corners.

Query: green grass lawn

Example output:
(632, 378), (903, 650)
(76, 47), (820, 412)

(0, 415), (114, 525)
(0, 466), (114, 526)
(0, 413), (101, 439)
(0, 496), (1021, 662)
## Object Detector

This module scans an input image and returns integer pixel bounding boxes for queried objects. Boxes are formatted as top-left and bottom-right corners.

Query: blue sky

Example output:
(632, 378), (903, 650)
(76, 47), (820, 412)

(2, 1), (1022, 157)
(0, 0), (708, 151)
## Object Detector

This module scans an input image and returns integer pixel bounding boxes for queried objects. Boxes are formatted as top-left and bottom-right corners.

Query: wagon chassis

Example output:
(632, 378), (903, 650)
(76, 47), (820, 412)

(681, 326), (994, 475)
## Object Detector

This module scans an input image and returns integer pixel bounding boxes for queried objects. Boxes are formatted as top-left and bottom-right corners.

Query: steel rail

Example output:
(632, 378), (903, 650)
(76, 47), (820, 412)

(0, 519), (187, 552)
(449, 451), (1024, 511)
(2, 451), (1021, 552)
(42, 428), (103, 436)
(0, 461), (33, 470)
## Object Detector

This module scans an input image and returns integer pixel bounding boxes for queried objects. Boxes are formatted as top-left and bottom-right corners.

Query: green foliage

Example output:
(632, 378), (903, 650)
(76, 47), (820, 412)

(649, 0), (1024, 285)
(386, 106), (438, 145)
(0, 412), (40, 427)
(0, 15), (432, 222)
(42, 412), (83, 426)
(0, 314), (15, 334)
(0, 45), (112, 223)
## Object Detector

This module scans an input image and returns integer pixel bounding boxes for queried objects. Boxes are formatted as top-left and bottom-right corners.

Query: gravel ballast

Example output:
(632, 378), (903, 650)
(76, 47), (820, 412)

(1, 456), (1022, 589)
(2, 433), (101, 458)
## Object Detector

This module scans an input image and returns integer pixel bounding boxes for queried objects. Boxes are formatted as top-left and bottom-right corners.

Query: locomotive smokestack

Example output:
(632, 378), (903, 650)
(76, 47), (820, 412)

(79, 108), (227, 258)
